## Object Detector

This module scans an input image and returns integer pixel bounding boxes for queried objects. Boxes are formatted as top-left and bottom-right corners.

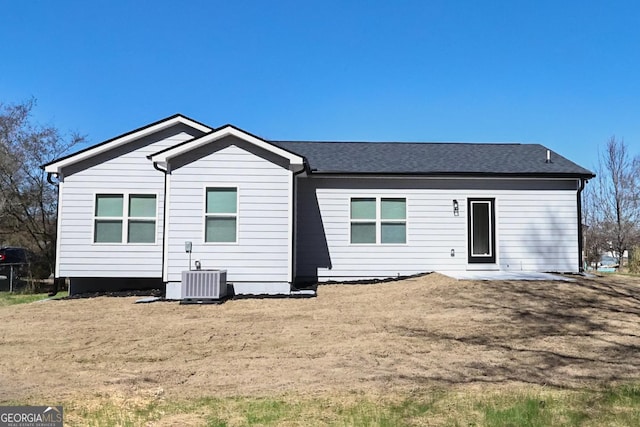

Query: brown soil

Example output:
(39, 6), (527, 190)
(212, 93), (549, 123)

(1, 273), (639, 403)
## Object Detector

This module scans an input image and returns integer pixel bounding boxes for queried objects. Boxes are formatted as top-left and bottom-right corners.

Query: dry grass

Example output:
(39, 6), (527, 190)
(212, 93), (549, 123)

(0, 273), (639, 408)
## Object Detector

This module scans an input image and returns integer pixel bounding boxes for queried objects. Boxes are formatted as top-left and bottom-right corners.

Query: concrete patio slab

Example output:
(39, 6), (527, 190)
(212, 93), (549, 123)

(441, 271), (576, 281)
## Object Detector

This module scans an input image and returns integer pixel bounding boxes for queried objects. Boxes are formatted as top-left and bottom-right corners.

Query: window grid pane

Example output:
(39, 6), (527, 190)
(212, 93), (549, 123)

(207, 188), (237, 214)
(96, 195), (123, 217)
(128, 220), (156, 243)
(381, 198), (406, 220)
(381, 222), (406, 244)
(129, 195), (156, 217)
(351, 222), (376, 244)
(206, 217), (237, 242)
(350, 198), (376, 220)
(95, 220), (123, 243)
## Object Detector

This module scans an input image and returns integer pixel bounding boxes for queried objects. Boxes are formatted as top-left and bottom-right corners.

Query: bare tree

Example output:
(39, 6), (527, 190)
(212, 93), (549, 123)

(587, 136), (640, 266)
(582, 183), (607, 267)
(0, 99), (84, 276)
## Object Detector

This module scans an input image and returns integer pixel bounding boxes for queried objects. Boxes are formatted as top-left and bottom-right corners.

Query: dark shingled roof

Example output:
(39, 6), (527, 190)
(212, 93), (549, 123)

(270, 141), (594, 177)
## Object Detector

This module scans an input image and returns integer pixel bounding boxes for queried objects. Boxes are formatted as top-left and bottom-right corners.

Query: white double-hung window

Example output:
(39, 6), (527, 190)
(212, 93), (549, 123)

(350, 197), (406, 244)
(205, 187), (238, 243)
(127, 195), (157, 243)
(94, 194), (157, 243)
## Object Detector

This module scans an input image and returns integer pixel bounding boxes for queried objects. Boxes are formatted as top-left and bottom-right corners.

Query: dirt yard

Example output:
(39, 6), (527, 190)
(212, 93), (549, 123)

(1, 273), (639, 403)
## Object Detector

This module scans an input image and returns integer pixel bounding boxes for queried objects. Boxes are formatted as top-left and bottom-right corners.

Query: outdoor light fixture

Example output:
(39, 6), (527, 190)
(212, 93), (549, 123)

(453, 200), (459, 216)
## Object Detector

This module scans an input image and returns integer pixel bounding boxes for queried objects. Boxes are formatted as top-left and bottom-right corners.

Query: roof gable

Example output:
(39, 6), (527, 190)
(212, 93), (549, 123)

(43, 114), (211, 173)
(148, 124), (305, 170)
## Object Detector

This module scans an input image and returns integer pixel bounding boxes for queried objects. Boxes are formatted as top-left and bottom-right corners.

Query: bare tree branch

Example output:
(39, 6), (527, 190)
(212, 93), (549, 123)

(584, 136), (640, 267)
(0, 99), (85, 276)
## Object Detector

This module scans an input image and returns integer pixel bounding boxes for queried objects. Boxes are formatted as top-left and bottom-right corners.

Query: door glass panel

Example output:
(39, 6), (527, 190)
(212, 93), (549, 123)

(472, 202), (490, 256)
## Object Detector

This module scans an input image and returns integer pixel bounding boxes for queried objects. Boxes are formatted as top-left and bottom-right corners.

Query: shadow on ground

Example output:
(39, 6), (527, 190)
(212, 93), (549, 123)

(392, 275), (640, 389)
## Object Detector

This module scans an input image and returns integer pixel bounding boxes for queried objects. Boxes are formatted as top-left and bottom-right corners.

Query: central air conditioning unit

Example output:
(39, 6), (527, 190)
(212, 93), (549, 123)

(181, 269), (228, 300)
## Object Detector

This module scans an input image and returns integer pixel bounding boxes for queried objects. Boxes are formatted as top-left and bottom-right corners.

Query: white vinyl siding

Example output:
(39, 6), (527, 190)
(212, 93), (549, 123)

(56, 127), (201, 278)
(166, 137), (292, 284)
(295, 177), (580, 281)
(497, 193), (578, 271)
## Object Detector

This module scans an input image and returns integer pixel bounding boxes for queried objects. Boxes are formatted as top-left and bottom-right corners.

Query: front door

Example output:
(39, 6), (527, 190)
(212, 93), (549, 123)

(468, 198), (496, 263)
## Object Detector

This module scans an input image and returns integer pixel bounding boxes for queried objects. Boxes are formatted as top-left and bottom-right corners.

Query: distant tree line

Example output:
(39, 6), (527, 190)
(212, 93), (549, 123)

(0, 99), (84, 277)
(582, 137), (640, 272)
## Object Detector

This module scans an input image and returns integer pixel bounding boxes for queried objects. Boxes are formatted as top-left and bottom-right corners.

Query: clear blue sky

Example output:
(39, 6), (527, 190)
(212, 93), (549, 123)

(2, 0), (639, 170)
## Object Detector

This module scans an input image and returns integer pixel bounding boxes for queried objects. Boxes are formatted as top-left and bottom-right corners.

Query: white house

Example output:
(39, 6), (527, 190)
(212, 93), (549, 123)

(43, 114), (594, 296)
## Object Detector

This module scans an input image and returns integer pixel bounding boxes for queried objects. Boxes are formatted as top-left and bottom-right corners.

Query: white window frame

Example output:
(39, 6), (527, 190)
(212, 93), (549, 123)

(350, 197), (377, 244)
(203, 186), (239, 244)
(349, 196), (407, 245)
(127, 194), (159, 244)
(92, 192), (158, 245)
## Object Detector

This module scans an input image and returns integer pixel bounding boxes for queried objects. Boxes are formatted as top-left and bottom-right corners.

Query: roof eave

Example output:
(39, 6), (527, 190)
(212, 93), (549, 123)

(308, 171), (596, 179)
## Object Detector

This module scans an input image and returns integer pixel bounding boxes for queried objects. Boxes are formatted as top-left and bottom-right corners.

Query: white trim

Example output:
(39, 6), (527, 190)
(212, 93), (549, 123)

(54, 178), (64, 278)
(92, 193), (124, 244)
(92, 191), (159, 245)
(287, 171), (293, 283)
(349, 196), (377, 244)
(162, 173), (172, 282)
(44, 115), (211, 173)
(349, 196), (408, 245)
(127, 194), (158, 244)
(232, 282), (291, 296)
(149, 126), (305, 168)
(203, 185), (239, 245)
